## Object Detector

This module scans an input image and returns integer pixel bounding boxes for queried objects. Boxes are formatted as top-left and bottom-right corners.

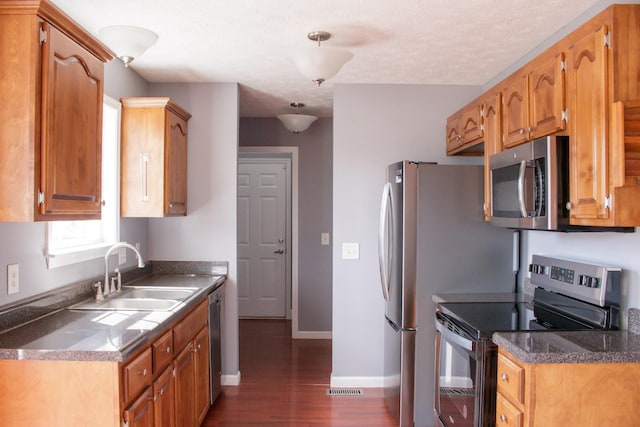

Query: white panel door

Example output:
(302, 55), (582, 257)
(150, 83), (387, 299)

(237, 161), (287, 317)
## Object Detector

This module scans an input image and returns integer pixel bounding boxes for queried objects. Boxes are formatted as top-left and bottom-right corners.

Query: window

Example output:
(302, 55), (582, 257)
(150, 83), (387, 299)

(45, 96), (121, 268)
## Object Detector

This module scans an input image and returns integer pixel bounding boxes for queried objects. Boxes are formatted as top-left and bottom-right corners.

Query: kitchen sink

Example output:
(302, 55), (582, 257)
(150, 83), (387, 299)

(70, 286), (199, 311)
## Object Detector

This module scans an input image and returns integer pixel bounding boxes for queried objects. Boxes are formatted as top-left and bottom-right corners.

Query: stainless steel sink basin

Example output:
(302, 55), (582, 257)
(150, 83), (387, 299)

(70, 286), (199, 311)
(121, 287), (197, 301)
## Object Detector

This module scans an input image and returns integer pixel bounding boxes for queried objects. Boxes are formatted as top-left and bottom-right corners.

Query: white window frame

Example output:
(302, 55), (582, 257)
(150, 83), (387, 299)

(45, 96), (121, 268)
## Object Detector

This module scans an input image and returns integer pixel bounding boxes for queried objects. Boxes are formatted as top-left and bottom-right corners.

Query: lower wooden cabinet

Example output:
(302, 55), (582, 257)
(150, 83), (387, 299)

(153, 366), (176, 427)
(0, 299), (210, 427)
(496, 348), (640, 427)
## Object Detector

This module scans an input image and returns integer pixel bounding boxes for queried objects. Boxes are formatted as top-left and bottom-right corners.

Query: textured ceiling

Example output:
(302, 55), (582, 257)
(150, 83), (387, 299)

(51, 0), (602, 118)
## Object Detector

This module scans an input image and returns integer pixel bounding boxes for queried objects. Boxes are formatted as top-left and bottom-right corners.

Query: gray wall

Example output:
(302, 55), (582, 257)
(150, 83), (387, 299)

(0, 60), (150, 308)
(148, 82), (240, 379)
(331, 84), (483, 383)
(239, 117), (333, 332)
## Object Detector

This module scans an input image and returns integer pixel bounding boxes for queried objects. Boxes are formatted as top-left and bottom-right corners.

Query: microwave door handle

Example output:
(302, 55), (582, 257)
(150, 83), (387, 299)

(517, 160), (528, 218)
(535, 161), (544, 216)
(378, 183), (392, 301)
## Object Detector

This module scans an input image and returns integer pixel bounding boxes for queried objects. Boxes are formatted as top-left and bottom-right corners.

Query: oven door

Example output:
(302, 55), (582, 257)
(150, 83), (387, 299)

(434, 313), (481, 427)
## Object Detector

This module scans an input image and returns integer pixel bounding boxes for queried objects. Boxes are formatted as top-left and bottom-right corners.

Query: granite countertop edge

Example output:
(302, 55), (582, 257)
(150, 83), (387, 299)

(0, 271), (226, 362)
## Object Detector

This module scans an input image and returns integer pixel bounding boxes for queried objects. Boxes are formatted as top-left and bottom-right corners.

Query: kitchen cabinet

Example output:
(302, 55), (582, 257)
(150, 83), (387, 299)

(481, 91), (502, 220)
(564, 5), (640, 226)
(501, 50), (565, 148)
(446, 101), (484, 155)
(121, 98), (192, 217)
(0, 299), (210, 427)
(0, 0), (113, 221)
(496, 348), (640, 427)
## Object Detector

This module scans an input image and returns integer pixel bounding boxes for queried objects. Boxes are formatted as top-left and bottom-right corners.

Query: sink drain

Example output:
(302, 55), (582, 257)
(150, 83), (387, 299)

(326, 388), (364, 396)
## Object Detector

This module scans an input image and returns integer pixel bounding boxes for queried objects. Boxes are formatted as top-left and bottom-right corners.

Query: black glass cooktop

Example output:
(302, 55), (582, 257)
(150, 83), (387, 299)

(438, 302), (537, 340)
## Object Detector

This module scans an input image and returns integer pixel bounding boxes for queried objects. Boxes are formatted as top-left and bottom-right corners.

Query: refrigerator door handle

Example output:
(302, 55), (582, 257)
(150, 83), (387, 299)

(378, 183), (393, 301)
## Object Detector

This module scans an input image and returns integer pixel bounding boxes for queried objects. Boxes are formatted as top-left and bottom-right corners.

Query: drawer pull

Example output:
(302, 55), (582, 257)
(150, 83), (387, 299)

(500, 413), (507, 422)
(501, 372), (508, 381)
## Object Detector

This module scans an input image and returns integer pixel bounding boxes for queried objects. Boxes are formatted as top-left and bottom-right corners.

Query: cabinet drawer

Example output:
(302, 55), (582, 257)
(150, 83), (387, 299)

(174, 300), (208, 352)
(152, 329), (174, 373)
(123, 347), (153, 403)
(496, 393), (523, 427)
(497, 353), (525, 404)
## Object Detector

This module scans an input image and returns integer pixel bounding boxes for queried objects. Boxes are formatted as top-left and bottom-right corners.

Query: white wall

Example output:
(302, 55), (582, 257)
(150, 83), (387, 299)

(331, 84), (483, 382)
(147, 83), (240, 380)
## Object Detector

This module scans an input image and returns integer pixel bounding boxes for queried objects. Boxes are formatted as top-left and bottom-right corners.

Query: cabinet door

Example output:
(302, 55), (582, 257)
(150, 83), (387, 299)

(39, 22), (103, 218)
(165, 111), (188, 215)
(123, 387), (155, 427)
(482, 92), (502, 220)
(174, 342), (195, 427)
(528, 52), (566, 139)
(446, 111), (462, 152)
(154, 366), (176, 427)
(194, 327), (211, 425)
(566, 25), (610, 222)
(502, 73), (529, 148)
(460, 103), (483, 144)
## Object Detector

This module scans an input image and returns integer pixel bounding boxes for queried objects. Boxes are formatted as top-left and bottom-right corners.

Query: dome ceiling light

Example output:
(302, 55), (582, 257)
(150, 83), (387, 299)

(292, 31), (353, 86)
(277, 102), (318, 134)
(99, 25), (158, 67)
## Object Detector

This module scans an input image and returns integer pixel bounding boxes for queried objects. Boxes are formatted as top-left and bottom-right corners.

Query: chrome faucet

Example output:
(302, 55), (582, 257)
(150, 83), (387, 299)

(100, 242), (145, 299)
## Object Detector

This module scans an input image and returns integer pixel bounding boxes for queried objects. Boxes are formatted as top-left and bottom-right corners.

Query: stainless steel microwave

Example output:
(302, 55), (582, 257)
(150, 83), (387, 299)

(489, 136), (568, 230)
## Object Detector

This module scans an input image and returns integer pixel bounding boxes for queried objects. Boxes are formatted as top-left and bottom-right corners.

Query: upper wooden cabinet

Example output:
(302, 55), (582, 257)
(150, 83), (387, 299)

(0, 0), (113, 221)
(482, 91), (502, 220)
(565, 5), (640, 226)
(121, 98), (192, 217)
(446, 101), (484, 155)
(501, 51), (566, 148)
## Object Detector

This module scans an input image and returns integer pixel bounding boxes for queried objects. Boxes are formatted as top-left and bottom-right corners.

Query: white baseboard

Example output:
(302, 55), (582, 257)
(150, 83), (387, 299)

(293, 330), (332, 339)
(221, 371), (241, 386)
(330, 374), (384, 388)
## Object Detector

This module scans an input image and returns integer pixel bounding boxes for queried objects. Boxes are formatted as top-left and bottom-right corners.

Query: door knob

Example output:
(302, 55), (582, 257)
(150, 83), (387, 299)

(274, 249), (284, 254)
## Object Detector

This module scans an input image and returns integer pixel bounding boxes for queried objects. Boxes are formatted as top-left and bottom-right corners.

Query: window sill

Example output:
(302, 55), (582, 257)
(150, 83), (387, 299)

(46, 243), (113, 269)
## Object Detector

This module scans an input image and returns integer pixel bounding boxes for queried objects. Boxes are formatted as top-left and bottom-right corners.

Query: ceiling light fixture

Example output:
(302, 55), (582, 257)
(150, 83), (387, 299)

(99, 25), (158, 67)
(292, 31), (353, 86)
(277, 103), (318, 134)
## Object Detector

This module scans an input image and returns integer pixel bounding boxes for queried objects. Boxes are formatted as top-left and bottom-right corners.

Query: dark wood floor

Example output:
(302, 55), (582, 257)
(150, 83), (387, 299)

(202, 319), (397, 426)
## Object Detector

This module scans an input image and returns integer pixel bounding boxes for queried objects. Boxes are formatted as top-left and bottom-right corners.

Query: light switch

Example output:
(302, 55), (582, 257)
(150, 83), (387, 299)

(321, 233), (330, 246)
(342, 243), (360, 260)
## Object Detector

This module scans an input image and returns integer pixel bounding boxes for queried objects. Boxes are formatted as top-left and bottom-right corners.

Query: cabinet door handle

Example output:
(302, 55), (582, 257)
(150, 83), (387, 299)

(164, 346), (171, 353)
(518, 128), (524, 135)
(501, 372), (508, 381)
(140, 153), (149, 202)
(499, 413), (507, 422)
(138, 368), (148, 376)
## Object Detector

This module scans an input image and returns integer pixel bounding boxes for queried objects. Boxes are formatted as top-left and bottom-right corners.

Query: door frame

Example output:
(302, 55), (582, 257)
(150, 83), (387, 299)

(239, 146), (300, 337)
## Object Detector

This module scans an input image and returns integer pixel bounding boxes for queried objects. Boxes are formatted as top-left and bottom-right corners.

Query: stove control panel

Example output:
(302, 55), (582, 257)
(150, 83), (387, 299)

(529, 255), (621, 307)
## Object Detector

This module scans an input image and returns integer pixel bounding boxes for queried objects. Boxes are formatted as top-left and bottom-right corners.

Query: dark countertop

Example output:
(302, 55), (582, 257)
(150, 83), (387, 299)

(0, 274), (225, 362)
(493, 308), (640, 364)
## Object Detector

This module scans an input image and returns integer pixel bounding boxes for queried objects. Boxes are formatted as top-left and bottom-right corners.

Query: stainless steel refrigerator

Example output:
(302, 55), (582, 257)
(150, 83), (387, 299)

(378, 162), (518, 427)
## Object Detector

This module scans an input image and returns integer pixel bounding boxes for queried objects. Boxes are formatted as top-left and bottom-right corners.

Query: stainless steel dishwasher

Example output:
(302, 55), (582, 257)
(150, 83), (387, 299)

(208, 283), (224, 403)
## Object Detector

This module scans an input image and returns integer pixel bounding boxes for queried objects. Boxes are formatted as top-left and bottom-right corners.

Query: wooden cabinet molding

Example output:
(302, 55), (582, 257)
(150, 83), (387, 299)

(121, 97), (192, 218)
(0, 0), (113, 221)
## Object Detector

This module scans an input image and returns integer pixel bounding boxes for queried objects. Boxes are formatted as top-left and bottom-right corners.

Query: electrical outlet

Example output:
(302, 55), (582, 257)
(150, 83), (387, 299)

(321, 233), (330, 246)
(342, 243), (360, 260)
(7, 264), (19, 295)
(118, 247), (126, 265)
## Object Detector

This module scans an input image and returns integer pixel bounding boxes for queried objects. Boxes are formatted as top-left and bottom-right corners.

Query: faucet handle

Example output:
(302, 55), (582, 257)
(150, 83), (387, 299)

(93, 281), (104, 301)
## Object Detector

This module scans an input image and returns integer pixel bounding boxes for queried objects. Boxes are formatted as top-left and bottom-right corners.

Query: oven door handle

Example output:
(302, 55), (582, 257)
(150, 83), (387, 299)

(517, 160), (528, 218)
(435, 316), (475, 351)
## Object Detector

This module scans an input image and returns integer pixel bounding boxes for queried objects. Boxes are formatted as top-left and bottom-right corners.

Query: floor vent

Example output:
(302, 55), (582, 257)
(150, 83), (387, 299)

(326, 388), (364, 396)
